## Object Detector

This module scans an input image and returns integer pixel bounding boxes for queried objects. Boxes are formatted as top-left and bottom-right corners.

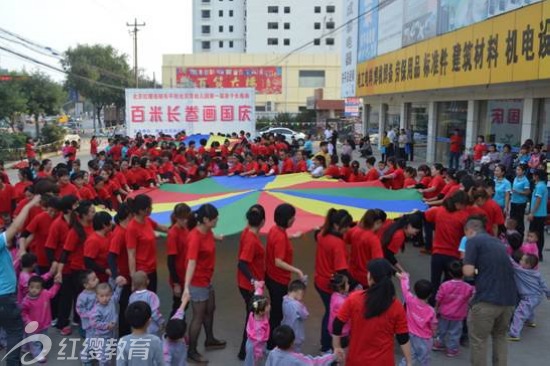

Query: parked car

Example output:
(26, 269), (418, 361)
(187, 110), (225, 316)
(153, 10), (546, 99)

(257, 127), (306, 143)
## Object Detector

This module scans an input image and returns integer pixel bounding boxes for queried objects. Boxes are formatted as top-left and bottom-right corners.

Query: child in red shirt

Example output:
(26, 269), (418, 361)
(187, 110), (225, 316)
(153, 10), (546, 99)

(294, 151), (308, 173)
(348, 161), (365, 183)
(241, 154), (259, 177)
(403, 167), (417, 188)
(325, 155), (341, 179)
(266, 156), (279, 176)
(417, 165), (432, 189)
(280, 151), (295, 174)
(364, 156), (379, 181)
(339, 155), (352, 181)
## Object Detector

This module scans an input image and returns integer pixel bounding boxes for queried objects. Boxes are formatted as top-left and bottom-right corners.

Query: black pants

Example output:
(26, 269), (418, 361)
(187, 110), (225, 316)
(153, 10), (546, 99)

(57, 271), (83, 329)
(266, 276), (288, 349)
(424, 221), (434, 251)
(430, 254), (457, 305)
(530, 217), (546, 260)
(147, 271), (158, 292)
(0, 294), (24, 366)
(408, 143), (414, 162)
(238, 287), (254, 357)
(315, 285), (332, 352)
(118, 284), (132, 337)
(510, 203), (527, 236)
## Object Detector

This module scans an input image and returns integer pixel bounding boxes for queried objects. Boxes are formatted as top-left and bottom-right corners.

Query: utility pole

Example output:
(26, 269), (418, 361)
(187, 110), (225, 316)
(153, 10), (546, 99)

(126, 18), (146, 88)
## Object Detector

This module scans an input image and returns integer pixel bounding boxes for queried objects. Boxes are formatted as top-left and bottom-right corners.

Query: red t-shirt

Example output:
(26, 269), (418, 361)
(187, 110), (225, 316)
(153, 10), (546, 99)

(186, 228), (216, 287)
(339, 166), (351, 181)
(26, 143), (36, 159)
(59, 182), (79, 198)
(337, 292), (408, 366)
(481, 199), (505, 235)
(348, 229), (383, 288)
(391, 168), (405, 190)
(114, 172), (128, 188)
(295, 160), (307, 173)
(348, 172), (365, 183)
(266, 226), (293, 285)
(13, 181), (32, 203)
(424, 175), (445, 199)
(282, 158), (294, 174)
(376, 219), (394, 240)
(314, 233), (348, 293)
(109, 225), (130, 280)
(473, 143), (486, 161)
(441, 182), (461, 198)
(26, 211), (56, 267)
(244, 161), (259, 174)
(324, 165), (341, 178)
(237, 227), (265, 291)
(0, 184), (14, 214)
(125, 217), (159, 273)
(424, 207), (467, 258)
(386, 229), (407, 255)
(90, 140), (98, 155)
(78, 186), (97, 201)
(364, 168), (379, 182)
(420, 176), (432, 188)
(83, 232), (111, 281)
(229, 162), (243, 174)
(64, 224), (94, 271)
(166, 225), (189, 286)
(404, 177), (417, 188)
(45, 215), (70, 274)
(450, 135), (463, 153)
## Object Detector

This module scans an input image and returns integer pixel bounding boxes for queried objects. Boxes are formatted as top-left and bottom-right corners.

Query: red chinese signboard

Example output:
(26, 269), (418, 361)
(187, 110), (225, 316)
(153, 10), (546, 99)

(175, 66), (283, 94)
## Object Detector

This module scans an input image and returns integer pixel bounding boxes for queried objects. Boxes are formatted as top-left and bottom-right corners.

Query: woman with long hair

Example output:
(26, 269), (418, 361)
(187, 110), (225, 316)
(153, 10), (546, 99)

(332, 259), (411, 365)
(314, 208), (353, 352)
(527, 169), (548, 260)
(83, 212), (113, 283)
(56, 200), (96, 336)
(265, 203), (304, 349)
(510, 164), (530, 235)
(167, 203), (192, 315)
(381, 212), (423, 273)
(493, 164), (512, 214)
(237, 204), (266, 360)
(183, 204), (226, 363)
(13, 168), (34, 203)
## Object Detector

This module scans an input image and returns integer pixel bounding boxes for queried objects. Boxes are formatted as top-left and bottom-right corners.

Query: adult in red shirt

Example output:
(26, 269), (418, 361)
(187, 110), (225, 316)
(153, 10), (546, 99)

(424, 190), (470, 296)
(345, 210), (385, 288)
(265, 203), (305, 349)
(37, 159), (53, 178)
(364, 156), (379, 181)
(21, 196), (59, 273)
(324, 156), (341, 179)
(126, 194), (168, 292)
(183, 204), (225, 363)
(13, 168), (33, 203)
(44, 195), (77, 332)
(380, 158), (405, 190)
(237, 205), (266, 360)
(470, 186), (503, 236)
(332, 259), (411, 366)
(108, 202), (133, 336)
(57, 200), (95, 336)
(167, 203), (191, 315)
(314, 209), (352, 352)
(26, 137), (36, 161)
(0, 180), (14, 222)
(473, 135), (487, 162)
(381, 213), (423, 273)
(90, 136), (99, 158)
(83, 211), (113, 283)
(449, 129), (463, 170)
(425, 169), (461, 207)
(419, 163), (446, 199)
(57, 168), (79, 198)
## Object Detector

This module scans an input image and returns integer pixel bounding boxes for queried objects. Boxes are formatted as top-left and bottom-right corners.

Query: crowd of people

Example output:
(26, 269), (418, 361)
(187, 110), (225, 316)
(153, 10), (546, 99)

(0, 128), (548, 366)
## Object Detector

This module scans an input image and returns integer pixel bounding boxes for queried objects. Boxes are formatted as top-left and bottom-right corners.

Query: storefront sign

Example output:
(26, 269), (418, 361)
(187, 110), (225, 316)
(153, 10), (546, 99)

(438, 0), (488, 34)
(125, 88), (256, 136)
(377, 0), (404, 55)
(345, 98), (361, 117)
(175, 67), (282, 94)
(402, 0), (438, 46)
(488, 0), (542, 18)
(357, 2), (550, 96)
(341, 0), (359, 97)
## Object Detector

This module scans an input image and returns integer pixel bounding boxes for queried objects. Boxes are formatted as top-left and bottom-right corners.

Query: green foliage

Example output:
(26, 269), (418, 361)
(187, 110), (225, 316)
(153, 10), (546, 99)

(19, 71), (65, 117)
(274, 112), (294, 123)
(0, 132), (27, 149)
(62, 44), (132, 109)
(40, 123), (66, 144)
(0, 74), (28, 131)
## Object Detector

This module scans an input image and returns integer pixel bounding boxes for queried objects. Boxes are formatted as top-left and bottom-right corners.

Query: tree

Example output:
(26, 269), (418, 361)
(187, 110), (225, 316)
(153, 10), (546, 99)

(0, 74), (28, 132)
(18, 72), (65, 138)
(62, 44), (131, 130)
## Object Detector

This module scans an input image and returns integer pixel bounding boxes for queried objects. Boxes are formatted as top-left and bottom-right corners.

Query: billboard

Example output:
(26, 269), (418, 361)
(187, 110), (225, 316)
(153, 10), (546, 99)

(488, 0), (542, 17)
(377, 0), (404, 55)
(402, 0), (438, 46)
(357, 0), (379, 63)
(175, 67), (282, 94)
(345, 98), (361, 117)
(438, 0), (488, 34)
(125, 88), (256, 136)
(341, 0), (359, 97)
(356, 2), (550, 96)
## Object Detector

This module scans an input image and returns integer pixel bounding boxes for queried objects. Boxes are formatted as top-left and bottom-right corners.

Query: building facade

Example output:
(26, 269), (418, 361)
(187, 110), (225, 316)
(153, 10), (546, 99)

(193, 0), (340, 54)
(347, 0), (550, 164)
(162, 53), (341, 114)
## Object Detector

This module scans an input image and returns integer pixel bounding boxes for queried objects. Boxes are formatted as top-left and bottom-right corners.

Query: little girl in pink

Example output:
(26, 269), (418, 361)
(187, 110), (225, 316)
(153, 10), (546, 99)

(18, 253), (56, 303)
(328, 274), (350, 346)
(521, 231), (540, 259)
(245, 281), (270, 366)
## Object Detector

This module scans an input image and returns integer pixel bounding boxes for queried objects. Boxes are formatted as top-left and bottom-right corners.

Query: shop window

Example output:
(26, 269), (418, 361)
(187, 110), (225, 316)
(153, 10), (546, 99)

(327, 5), (335, 13)
(435, 101), (468, 164)
(201, 10), (210, 18)
(267, 38), (278, 45)
(268, 22), (278, 30)
(268, 6), (279, 13)
(299, 70), (325, 87)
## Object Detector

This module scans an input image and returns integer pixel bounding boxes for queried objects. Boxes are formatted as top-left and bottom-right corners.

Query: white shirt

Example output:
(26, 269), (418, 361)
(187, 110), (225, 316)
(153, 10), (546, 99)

(324, 129), (333, 141)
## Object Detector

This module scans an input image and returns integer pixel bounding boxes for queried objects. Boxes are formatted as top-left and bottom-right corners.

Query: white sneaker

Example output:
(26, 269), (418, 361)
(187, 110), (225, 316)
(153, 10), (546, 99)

(51, 318), (58, 327)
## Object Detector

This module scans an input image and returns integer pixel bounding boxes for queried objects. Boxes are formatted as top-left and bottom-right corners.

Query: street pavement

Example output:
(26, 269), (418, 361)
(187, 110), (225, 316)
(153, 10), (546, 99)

(2, 138), (550, 365)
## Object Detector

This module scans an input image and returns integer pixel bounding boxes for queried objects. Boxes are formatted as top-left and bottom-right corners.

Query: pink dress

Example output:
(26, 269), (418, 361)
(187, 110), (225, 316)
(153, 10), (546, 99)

(246, 312), (269, 363)
(521, 242), (539, 258)
(328, 292), (350, 336)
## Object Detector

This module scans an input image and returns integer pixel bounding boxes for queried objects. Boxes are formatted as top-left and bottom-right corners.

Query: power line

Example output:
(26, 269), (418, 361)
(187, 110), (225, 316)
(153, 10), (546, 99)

(0, 45), (125, 91)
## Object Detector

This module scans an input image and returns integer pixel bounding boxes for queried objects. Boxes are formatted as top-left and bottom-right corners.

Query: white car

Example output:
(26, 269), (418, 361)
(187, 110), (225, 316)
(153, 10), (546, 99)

(64, 132), (81, 148)
(258, 127), (306, 143)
